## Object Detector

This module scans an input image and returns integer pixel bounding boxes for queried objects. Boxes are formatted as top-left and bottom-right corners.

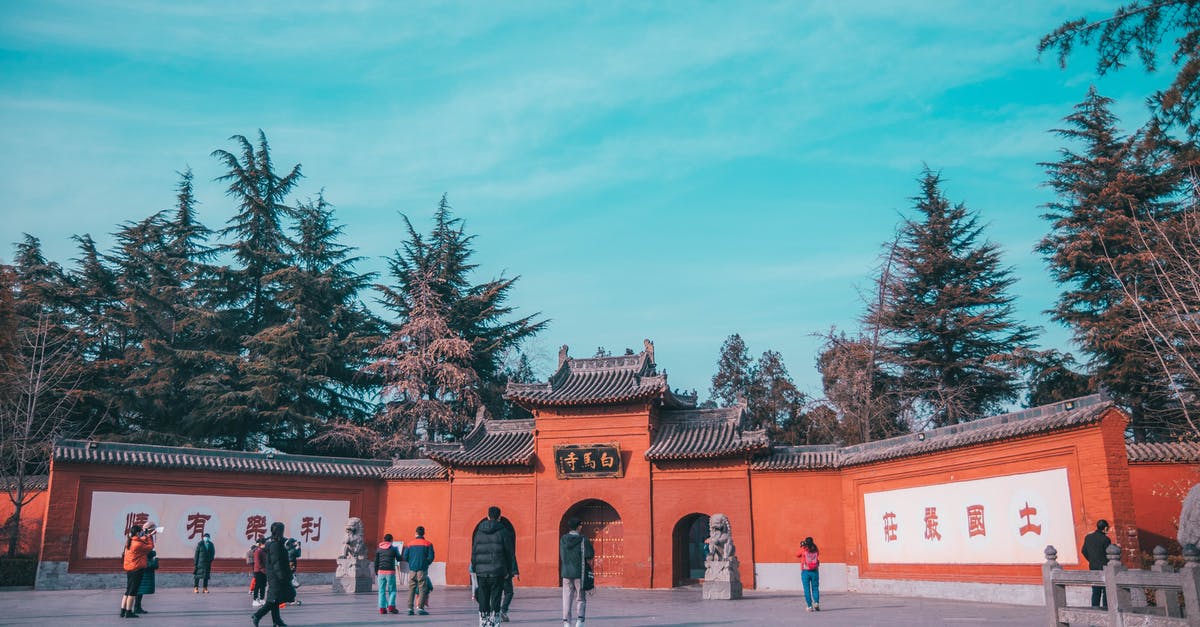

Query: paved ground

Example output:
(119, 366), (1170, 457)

(0, 585), (1045, 626)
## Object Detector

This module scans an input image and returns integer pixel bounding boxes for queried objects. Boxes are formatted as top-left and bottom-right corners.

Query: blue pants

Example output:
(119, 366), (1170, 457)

(377, 573), (397, 608)
(801, 569), (820, 607)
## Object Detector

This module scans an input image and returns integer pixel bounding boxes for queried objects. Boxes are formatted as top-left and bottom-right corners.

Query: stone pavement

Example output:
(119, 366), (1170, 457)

(0, 585), (1045, 626)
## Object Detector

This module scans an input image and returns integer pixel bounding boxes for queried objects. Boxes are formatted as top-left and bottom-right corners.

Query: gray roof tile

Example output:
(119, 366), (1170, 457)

(1127, 441), (1200, 463)
(423, 419), (536, 467)
(53, 440), (392, 478)
(645, 406), (770, 461)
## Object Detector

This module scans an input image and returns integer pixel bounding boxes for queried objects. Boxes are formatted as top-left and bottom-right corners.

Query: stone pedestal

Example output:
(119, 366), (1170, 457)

(332, 557), (374, 593)
(702, 557), (743, 600)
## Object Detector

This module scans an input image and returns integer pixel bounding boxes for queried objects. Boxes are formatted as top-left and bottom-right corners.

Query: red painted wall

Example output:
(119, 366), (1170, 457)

(0, 488), (47, 557)
(836, 407), (1134, 584)
(1129, 461), (1198, 553)
(42, 459), (380, 575)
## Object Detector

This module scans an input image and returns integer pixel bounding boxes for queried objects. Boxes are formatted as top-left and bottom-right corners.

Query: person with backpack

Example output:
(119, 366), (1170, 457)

(797, 536), (820, 612)
(559, 517), (593, 627)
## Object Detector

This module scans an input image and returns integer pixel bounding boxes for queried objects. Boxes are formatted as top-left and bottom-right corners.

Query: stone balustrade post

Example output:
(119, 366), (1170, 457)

(1182, 544), (1200, 625)
(1149, 545), (1181, 617)
(1103, 544), (1128, 620)
(1042, 545), (1068, 627)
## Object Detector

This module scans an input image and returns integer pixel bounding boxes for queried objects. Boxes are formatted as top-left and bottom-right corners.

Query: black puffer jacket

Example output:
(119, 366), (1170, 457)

(471, 519), (515, 577)
(264, 536), (296, 603)
(559, 531), (594, 579)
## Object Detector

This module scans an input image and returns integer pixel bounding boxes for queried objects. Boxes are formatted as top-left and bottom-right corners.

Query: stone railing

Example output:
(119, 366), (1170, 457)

(1042, 543), (1200, 626)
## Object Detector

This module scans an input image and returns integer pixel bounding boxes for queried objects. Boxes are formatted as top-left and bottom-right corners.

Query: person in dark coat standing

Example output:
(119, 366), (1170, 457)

(194, 532), (215, 593)
(498, 516), (519, 623)
(559, 517), (594, 627)
(1081, 519), (1112, 609)
(134, 548), (158, 614)
(471, 506), (515, 627)
(252, 522), (295, 627)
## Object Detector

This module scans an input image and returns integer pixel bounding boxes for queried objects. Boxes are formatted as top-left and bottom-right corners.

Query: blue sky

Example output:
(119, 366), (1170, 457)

(0, 1), (1177, 400)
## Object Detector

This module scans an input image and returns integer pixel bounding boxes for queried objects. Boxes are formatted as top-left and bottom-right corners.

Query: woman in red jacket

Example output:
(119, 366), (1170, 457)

(796, 536), (820, 612)
(120, 523), (156, 618)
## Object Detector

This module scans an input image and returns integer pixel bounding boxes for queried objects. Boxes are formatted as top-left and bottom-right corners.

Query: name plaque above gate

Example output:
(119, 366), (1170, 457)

(553, 443), (624, 479)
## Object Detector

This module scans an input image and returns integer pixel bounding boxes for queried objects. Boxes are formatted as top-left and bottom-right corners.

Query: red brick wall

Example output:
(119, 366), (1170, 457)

(1129, 461), (1198, 553)
(42, 461), (380, 575)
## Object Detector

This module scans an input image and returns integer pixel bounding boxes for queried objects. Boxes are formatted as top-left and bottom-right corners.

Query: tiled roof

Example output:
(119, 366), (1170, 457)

(53, 440), (392, 478)
(381, 459), (448, 480)
(644, 406), (770, 461)
(1, 474), (49, 491)
(838, 395), (1116, 468)
(1127, 441), (1200, 463)
(751, 395), (1121, 471)
(506, 347), (696, 409)
(423, 419), (536, 467)
(751, 446), (840, 470)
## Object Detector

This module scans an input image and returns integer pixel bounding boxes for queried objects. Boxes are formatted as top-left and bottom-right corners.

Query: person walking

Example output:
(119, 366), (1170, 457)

(471, 506), (515, 627)
(250, 538), (267, 607)
(194, 532), (216, 593)
(285, 537), (303, 606)
(559, 517), (594, 627)
(134, 547), (158, 614)
(119, 523), (155, 619)
(375, 533), (402, 615)
(1082, 519), (1113, 609)
(402, 526), (435, 616)
(797, 536), (821, 611)
(252, 522), (296, 627)
(499, 516), (519, 623)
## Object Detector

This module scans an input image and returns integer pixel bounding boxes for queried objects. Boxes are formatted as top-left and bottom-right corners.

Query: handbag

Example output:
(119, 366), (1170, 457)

(291, 575), (301, 588)
(581, 539), (595, 591)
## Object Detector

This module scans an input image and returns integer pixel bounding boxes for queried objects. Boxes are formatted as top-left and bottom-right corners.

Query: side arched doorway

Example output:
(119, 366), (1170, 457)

(560, 500), (623, 586)
(672, 513), (710, 586)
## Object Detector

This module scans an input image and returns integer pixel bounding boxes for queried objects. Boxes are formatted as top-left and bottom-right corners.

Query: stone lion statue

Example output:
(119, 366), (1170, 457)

(340, 517), (367, 559)
(705, 513), (735, 562)
(1180, 483), (1200, 550)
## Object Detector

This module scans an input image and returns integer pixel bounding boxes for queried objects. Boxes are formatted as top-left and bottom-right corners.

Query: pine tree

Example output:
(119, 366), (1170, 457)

(380, 195), (546, 421)
(748, 350), (809, 443)
(871, 168), (1037, 427)
(62, 234), (123, 436)
(364, 269), (480, 453)
(244, 194), (383, 452)
(203, 132), (303, 449)
(1039, 90), (1182, 439)
(709, 333), (752, 407)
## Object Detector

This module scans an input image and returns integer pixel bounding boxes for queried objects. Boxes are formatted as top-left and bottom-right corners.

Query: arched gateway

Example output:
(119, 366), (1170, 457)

(672, 513), (710, 586)
(561, 499), (623, 585)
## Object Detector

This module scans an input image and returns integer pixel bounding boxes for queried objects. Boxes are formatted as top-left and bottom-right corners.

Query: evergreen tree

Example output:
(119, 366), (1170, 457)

(380, 195), (547, 421)
(871, 168), (1037, 427)
(748, 350), (810, 443)
(1038, 90), (1181, 439)
(203, 132), (302, 449)
(499, 350), (536, 420)
(364, 269), (480, 452)
(62, 234), (124, 436)
(245, 194), (383, 452)
(709, 333), (752, 407)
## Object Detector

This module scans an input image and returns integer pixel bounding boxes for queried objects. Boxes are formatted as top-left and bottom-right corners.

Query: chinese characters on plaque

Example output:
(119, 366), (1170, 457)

(86, 491), (350, 560)
(863, 467), (1078, 565)
(553, 444), (624, 479)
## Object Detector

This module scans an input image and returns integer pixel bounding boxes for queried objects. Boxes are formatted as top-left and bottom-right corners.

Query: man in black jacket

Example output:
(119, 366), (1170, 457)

(253, 522), (296, 627)
(471, 506), (515, 627)
(1081, 519), (1112, 608)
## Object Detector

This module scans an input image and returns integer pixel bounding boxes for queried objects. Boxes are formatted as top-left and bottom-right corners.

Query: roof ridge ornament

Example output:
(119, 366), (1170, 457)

(644, 338), (654, 365)
(558, 344), (570, 369)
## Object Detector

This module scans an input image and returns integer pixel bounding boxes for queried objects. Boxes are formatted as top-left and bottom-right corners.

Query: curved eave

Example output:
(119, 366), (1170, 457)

(506, 386), (665, 408)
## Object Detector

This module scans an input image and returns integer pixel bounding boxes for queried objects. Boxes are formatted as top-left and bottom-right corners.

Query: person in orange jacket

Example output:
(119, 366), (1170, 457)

(120, 523), (156, 619)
